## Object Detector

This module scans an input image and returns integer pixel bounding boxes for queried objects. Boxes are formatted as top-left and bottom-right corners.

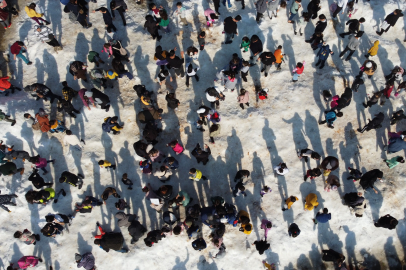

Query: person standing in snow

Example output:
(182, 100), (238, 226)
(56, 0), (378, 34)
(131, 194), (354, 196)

(288, 0), (301, 23)
(17, 256), (43, 269)
(198, 31), (206, 51)
(339, 17), (365, 37)
(250, 35), (263, 62)
(0, 109), (16, 126)
(315, 41), (333, 69)
(304, 193), (319, 211)
(25, 3), (50, 25)
(185, 62), (199, 87)
(273, 45), (285, 71)
(288, 223), (300, 237)
(255, 0), (268, 23)
(75, 252), (96, 270)
(102, 116), (124, 134)
(28, 169), (52, 189)
(268, 0), (281, 20)
(259, 51), (276, 77)
(92, 7), (116, 31)
(274, 162), (289, 175)
(306, 0), (320, 20)
(94, 223), (128, 253)
(33, 25), (62, 53)
(65, 0), (92, 29)
(294, 11), (309, 36)
(143, 183), (164, 212)
(237, 89), (250, 109)
(29, 155), (55, 175)
(365, 40), (379, 58)
(332, 0), (348, 20)
(260, 219), (272, 240)
(313, 208), (331, 224)
(69, 61), (88, 82)
(374, 214), (398, 230)
(390, 110), (406, 125)
(166, 47), (185, 78)
(376, 9), (404, 36)
(10, 41), (32, 65)
(205, 86), (225, 108)
(339, 31), (363, 61)
(110, 0), (127, 26)
(0, 191), (18, 212)
(223, 15), (241, 44)
(191, 143), (211, 165)
(252, 240), (270, 254)
(357, 112), (384, 133)
(292, 61), (305, 82)
(282, 196), (298, 211)
(305, 14), (327, 44)
(144, 15), (161, 41)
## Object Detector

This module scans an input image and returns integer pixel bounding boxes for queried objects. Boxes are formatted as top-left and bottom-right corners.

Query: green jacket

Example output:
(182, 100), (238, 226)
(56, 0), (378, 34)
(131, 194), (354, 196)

(88, 51), (99, 62)
(0, 162), (16, 175)
(241, 40), (250, 52)
(386, 156), (402, 169)
(0, 109), (6, 121)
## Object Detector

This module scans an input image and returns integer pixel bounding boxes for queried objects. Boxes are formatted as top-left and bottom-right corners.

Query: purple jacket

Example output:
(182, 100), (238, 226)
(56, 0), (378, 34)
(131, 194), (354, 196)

(77, 252), (95, 270)
(35, 158), (48, 168)
(261, 219), (272, 240)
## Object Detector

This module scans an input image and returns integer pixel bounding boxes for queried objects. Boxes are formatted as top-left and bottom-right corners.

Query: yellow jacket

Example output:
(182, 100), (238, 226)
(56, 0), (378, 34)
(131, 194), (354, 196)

(106, 71), (118, 80)
(305, 193), (318, 210)
(100, 160), (112, 167)
(238, 210), (250, 220)
(189, 170), (202, 181)
(25, 6), (43, 17)
(285, 196), (298, 209)
(368, 41), (379, 56)
(112, 126), (123, 131)
(241, 223), (252, 235)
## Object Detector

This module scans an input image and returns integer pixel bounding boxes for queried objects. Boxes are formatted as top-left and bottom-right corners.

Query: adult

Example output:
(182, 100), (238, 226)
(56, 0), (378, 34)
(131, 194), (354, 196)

(75, 252), (96, 270)
(110, 0), (127, 26)
(64, 0), (92, 29)
(320, 156), (339, 172)
(306, 0), (320, 20)
(357, 112), (384, 133)
(144, 15), (161, 41)
(376, 9), (404, 36)
(69, 61), (88, 82)
(0, 192), (18, 212)
(259, 51), (276, 77)
(315, 41), (333, 69)
(343, 192), (364, 207)
(142, 183), (164, 212)
(305, 14), (327, 44)
(332, 0), (348, 19)
(166, 47), (185, 78)
(339, 31), (363, 61)
(223, 15), (241, 44)
(322, 249), (345, 267)
(94, 224), (128, 253)
(253, 240), (270, 255)
(339, 17), (365, 37)
(250, 35), (263, 62)
(314, 208), (331, 224)
(191, 143), (211, 165)
(359, 169), (382, 194)
(128, 220), (147, 244)
(374, 214), (398, 230)
(10, 41), (32, 65)
(92, 7), (116, 31)
(115, 212), (136, 227)
(0, 162), (24, 177)
(255, 0), (268, 23)
(387, 136), (406, 154)
(137, 108), (162, 124)
(24, 83), (61, 103)
(334, 87), (352, 112)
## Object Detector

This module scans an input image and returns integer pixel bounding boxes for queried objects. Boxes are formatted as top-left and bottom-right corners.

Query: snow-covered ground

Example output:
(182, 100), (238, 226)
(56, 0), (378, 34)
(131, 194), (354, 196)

(0, 0), (406, 269)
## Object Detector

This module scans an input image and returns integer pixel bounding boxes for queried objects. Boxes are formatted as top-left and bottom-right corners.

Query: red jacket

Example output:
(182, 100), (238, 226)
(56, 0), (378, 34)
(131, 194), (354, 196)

(10, 42), (22, 55)
(0, 77), (11, 91)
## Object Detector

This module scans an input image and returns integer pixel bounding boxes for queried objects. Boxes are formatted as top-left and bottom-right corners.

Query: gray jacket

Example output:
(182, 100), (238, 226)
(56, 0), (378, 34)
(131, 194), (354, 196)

(256, 0), (268, 13)
(347, 35), (360, 51)
(77, 252), (95, 270)
(268, 0), (280, 11)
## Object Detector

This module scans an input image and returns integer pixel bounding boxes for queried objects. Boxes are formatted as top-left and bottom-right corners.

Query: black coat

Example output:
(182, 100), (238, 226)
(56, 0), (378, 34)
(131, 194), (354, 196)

(191, 145), (211, 163)
(314, 20), (327, 33)
(346, 19), (360, 32)
(307, 0), (320, 18)
(69, 61), (85, 76)
(336, 87), (352, 110)
(100, 232), (124, 252)
(250, 35), (263, 55)
(360, 169), (383, 190)
(224, 16), (237, 34)
(344, 192), (364, 206)
(259, 52), (276, 66)
(60, 171), (79, 186)
(376, 215), (398, 229)
(144, 15), (158, 34)
(156, 185), (173, 200)
(254, 240), (270, 255)
(366, 112), (384, 129)
(133, 141), (149, 158)
(91, 88), (110, 104)
(385, 12), (404, 26)
(322, 249), (345, 263)
(166, 94), (179, 109)
(128, 221), (146, 241)
(112, 60), (127, 74)
(143, 123), (159, 142)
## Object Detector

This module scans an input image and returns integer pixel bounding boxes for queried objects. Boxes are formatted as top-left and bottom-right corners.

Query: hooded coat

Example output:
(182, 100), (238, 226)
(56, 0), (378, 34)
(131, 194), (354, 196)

(305, 193), (319, 210)
(115, 212), (136, 227)
(191, 145), (211, 163)
(76, 252), (95, 270)
(368, 41), (379, 56)
(18, 256), (39, 269)
(360, 169), (383, 190)
(316, 44), (333, 60)
(128, 220), (147, 241)
(224, 16), (237, 34)
(366, 112), (384, 129)
(144, 15), (158, 35)
(60, 171), (79, 186)
(99, 232), (124, 252)
(344, 192), (364, 207)
(254, 240), (270, 255)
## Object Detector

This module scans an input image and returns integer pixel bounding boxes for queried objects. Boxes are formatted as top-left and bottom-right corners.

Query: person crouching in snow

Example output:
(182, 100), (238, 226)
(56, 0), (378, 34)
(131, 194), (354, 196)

(237, 89), (249, 109)
(319, 110), (342, 129)
(75, 252), (96, 270)
(0, 76), (21, 96)
(94, 222), (128, 253)
(59, 171), (84, 189)
(304, 168), (321, 181)
(186, 62), (199, 87)
(209, 123), (221, 144)
(304, 193), (319, 211)
(282, 196), (298, 211)
(102, 116), (124, 134)
(156, 68), (172, 88)
(365, 40), (379, 58)
(166, 140), (184, 155)
(292, 61), (305, 82)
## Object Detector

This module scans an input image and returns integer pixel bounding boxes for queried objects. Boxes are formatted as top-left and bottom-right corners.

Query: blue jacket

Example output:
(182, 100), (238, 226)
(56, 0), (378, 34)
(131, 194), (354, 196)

(200, 206), (216, 226)
(317, 44), (333, 60)
(388, 137), (406, 153)
(325, 111), (337, 125)
(315, 213), (331, 223)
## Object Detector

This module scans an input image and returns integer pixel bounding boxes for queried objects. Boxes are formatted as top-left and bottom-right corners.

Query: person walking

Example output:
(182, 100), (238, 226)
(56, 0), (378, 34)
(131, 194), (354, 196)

(110, 0), (127, 26)
(339, 31), (363, 61)
(288, 0), (301, 23)
(255, 0), (268, 23)
(259, 51), (276, 77)
(332, 0), (348, 20)
(376, 9), (404, 36)
(357, 112), (384, 133)
(315, 41), (333, 69)
(92, 7), (116, 31)
(223, 15), (241, 44)
(339, 17), (365, 37)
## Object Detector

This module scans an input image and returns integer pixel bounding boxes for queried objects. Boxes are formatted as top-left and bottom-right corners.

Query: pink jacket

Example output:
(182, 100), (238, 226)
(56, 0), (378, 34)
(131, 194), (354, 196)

(101, 46), (113, 57)
(237, 92), (249, 103)
(35, 158), (47, 168)
(172, 143), (184, 154)
(292, 61), (306, 74)
(18, 256), (39, 269)
(204, 8), (215, 20)
(78, 88), (95, 107)
(330, 95), (339, 108)
(261, 219), (272, 240)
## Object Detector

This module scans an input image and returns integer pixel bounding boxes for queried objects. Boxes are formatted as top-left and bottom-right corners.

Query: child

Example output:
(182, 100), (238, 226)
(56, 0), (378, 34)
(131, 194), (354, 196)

(292, 61), (305, 82)
(257, 87), (269, 100)
(0, 109), (16, 126)
(260, 219), (272, 240)
(346, 1), (357, 18)
(154, 165), (172, 182)
(241, 36), (250, 53)
(274, 45), (285, 70)
(304, 168), (321, 181)
(156, 68), (172, 87)
(260, 185), (271, 197)
(159, 9), (170, 33)
(318, 110), (342, 129)
(237, 89), (250, 109)
(140, 160), (152, 174)
(274, 162), (289, 175)
(204, 9), (218, 27)
(282, 196), (298, 211)
(185, 62), (199, 87)
(115, 199), (130, 210)
(198, 31), (206, 51)
(194, 119), (206, 132)
(174, 2), (188, 26)
(121, 173), (133, 190)
(14, 229), (40, 245)
(240, 61), (254, 82)
(268, 0), (280, 19)
(365, 40), (379, 58)
(186, 46), (199, 60)
(166, 92), (180, 110)
(105, 70), (119, 82)
(209, 123), (221, 144)
(294, 11), (309, 36)
(383, 156), (405, 169)
(233, 181), (246, 197)
(297, 148), (321, 162)
(87, 51), (104, 67)
(98, 160), (116, 170)
(189, 168), (208, 181)
(163, 156), (179, 170)
(149, 3), (162, 21)
(167, 140), (184, 154)
(347, 167), (362, 181)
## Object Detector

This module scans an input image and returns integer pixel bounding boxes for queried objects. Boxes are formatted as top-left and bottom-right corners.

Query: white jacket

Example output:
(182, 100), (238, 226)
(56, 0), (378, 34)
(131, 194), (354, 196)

(337, 0), (348, 12)
(206, 86), (222, 102)
(64, 134), (82, 148)
(34, 25), (53, 43)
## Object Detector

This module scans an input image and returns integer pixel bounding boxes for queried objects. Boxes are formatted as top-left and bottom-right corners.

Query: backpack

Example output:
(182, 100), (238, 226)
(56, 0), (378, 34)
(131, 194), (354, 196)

(102, 117), (114, 133)
(206, 87), (219, 98)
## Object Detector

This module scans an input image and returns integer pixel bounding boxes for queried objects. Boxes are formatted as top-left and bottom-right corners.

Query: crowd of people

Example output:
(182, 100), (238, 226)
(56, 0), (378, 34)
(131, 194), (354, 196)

(0, 0), (405, 269)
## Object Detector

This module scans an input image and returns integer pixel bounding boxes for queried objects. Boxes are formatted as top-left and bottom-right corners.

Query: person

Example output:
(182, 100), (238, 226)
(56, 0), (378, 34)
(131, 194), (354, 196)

(198, 31), (206, 51)
(255, 0), (268, 23)
(0, 109), (16, 126)
(59, 171), (84, 189)
(158, 9), (170, 33)
(0, 76), (21, 96)
(339, 17), (365, 37)
(259, 51), (276, 77)
(260, 219), (272, 240)
(92, 7), (116, 31)
(322, 249), (345, 267)
(0, 192), (18, 212)
(365, 40), (379, 58)
(204, 9), (217, 28)
(384, 156), (405, 169)
(24, 83), (61, 103)
(292, 61), (305, 82)
(142, 183), (164, 211)
(332, 0), (348, 19)
(49, 120), (66, 133)
(288, 0), (301, 23)
(362, 91), (382, 108)
(359, 169), (382, 194)
(172, 191), (191, 207)
(209, 124), (221, 144)
(128, 220), (147, 244)
(75, 195), (102, 213)
(28, 169), (52, 189)
(232, 180), (246, 197)
(33, 25), (62, 53)
(14, 229), (40, 245)
(305, 14), (327, 44)
(110, 0), (127, 26)
(112, 58), (133, 80)
(0, 7), (11, 29)
(84, 88), (110, 111)
(374, 214), (398, 230)
(376, 9), (404, 36)
(75, 252), (96, 270)
(249, 35), (263, 63)
(315, 41), (333, 69)
(273, 45), (284, 70)
(314, 208), (331, 224)
(237, 89), (249, 109)
(115, 212), (136, 228)
(165, 92), (179, 110)
(69, 61), (88, 81)
(192, 238), (207, 251)
(120, 173), (133, 190)
(234, 170), (250, 183)
(137, 108), (162, 124)
(0, 161), (24, 176)
(94, 223), (128, 253)
(297, 148), (321, 162)
(102, 116), (124, 135)
(17, 256), (43, 269)
(174, 2), (188, 26)
(343, 192), (364, 207)
(63, 130), (85, 150)
(144, 229), (166, 247)
(294, 11), (309, 36)
(189, 168), (208, 181)
(65, 0), (92, 28)
(253, 240), (270, 255)
(303, 168), (321, 181)
(29, 155), (54, 175)
(89, 70), (109, 89)
(304, 193), (319, 210)
(185, 62), (199, 87)
(223, 15), (241, 44)
(324, 174), (340, 192)
(357, 112), (384, 133)
(282, 196), (298, 211)
(10, 41), (32, 65)
(319, 110), (342, 129)
(273, 162), (289, 175)
(166, 48), (185, 78)
(216, 71), (237, 92)
(144, 15), (161, 41)
(98, 160), (116, 170)
(306, 0), (320, 19)
(25, 3), (49, 25)
(191, 143), (211, 165)
(288, 223), (300, 237)
(156, 185), (173, 200)
(268, 0), (281, 20)
(390, 110), (406, 125)
(339, 31), (363, 61)
(88, 51), (104, 67)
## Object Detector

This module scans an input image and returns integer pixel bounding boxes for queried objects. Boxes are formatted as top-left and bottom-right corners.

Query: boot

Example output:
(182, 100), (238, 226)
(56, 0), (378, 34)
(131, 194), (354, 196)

(376, 29), (384, 36)
(315, 60), (321, 66)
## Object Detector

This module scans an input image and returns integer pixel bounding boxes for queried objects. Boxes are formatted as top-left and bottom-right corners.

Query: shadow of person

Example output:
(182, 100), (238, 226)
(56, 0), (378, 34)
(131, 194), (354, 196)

(384, 237), (402, 268)
(297, 254), (312, 269)
(364, 185), (382, 222)
(171, 248), (189, 270)
(309, 242), (325, 269)
(75, 33), (90, 62)
(196, 255), (218, 270)
(225, 127), (243, 192)
(47, 0), (62, 42)
(343, 225), (357, 269)
(77, 232), (92, 253)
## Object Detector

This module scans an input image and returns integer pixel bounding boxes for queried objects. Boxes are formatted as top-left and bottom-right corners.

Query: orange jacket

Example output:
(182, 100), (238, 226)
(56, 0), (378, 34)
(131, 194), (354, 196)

(274, 49), (283, 64)
(0, 77), (11, 91)
(35, 113), (51, 132)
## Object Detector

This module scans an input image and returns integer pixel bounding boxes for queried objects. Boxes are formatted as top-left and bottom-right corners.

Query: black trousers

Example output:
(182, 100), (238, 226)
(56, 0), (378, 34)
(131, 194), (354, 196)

(213, 0), (220, 14)
(332, 5), (342, 18)
(47, 39), (60, 47)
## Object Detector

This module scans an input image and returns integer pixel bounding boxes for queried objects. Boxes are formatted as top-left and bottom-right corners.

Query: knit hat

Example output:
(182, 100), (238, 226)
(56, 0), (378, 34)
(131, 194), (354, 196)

(365, 62), (372, 68)
(75, 253), (82, 261)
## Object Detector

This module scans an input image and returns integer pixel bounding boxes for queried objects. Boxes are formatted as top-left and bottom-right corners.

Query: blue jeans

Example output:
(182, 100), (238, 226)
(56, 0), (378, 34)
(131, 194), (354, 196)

(116, 248), (128, 253)
(293, 72), (300, 81)
(222, 0), (231, 6)
(288, 13), (297, 21)
(225, 32), (234, 43)
(17, 50), (29, 64)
